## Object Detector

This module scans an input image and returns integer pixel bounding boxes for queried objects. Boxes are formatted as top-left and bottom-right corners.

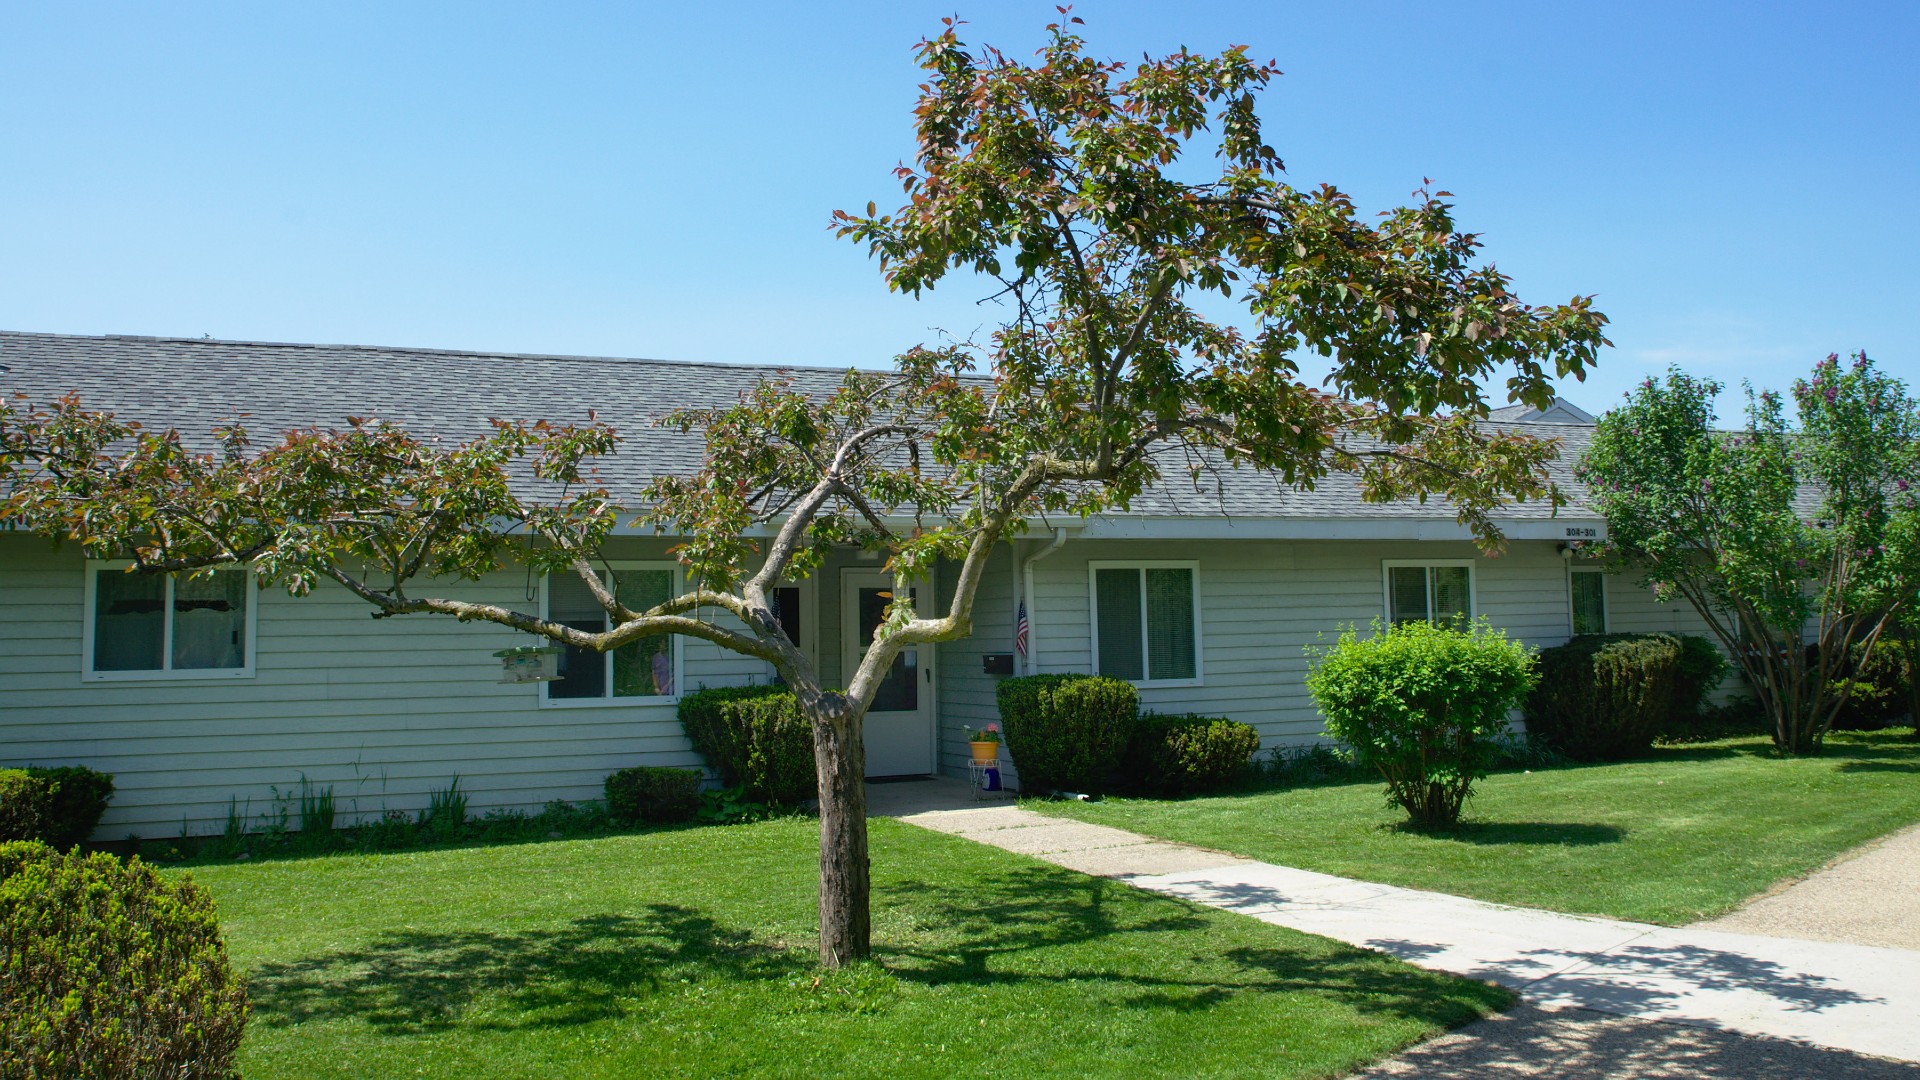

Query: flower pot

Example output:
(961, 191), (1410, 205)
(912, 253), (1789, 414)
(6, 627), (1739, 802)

(969, 740), (999, 765)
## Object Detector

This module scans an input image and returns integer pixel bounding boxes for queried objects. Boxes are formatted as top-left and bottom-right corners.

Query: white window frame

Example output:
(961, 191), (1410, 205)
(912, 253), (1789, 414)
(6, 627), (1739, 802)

(538, 561), (683, 708)
(1380, 559), (1478, 627)
(1086, 560), (1204, 688)
(1568, 566), (1609, 636)
(81, 560), (259, 682)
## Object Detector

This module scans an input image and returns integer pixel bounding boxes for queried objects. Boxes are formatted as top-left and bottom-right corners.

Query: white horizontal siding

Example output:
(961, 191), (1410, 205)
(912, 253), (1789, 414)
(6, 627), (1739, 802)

(0, 535), (764, 839)
(1024, 539), (1588, 748)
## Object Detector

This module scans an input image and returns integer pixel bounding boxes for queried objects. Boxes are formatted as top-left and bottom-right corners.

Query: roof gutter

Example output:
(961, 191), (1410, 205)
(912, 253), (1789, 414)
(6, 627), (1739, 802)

(1018, 528), (1070, 676)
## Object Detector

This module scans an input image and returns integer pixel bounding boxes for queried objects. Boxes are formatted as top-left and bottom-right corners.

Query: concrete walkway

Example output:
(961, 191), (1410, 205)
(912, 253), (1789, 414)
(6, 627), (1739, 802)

(1698, 824), (1920, 952)
(875, 782), (1920, 1067)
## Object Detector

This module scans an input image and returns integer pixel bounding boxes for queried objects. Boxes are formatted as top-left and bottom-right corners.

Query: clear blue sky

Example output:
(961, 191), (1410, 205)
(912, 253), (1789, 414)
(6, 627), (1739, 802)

(2, 2), (1914, 416)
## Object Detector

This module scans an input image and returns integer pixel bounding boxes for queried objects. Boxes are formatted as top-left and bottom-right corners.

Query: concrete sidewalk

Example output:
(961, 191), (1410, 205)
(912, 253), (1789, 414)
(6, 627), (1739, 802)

(886, 794), (1920, 1066)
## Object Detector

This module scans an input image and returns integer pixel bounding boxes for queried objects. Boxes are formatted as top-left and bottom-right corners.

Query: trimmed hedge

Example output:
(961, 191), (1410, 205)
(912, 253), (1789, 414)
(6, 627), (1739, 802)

(678, 686), (816, 805)
(995, 674), (1137, 795)
(0, 766), (115, 849)
(1, 841), (249, 1079)
(1307, 620), (1537, 827)
(1123, 713), (1261, 796)
(604, 766), (704, 825)
(1526, 633), (1681, 761)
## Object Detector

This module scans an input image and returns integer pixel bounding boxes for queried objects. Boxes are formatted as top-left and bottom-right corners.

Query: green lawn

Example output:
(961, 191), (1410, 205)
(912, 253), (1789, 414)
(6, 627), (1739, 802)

(1035, 730), (1920, 925)
(182, 816), (1507, 1079)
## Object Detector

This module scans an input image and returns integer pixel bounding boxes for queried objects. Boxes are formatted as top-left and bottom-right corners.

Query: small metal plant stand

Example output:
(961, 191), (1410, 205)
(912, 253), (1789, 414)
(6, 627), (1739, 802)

(967, 759), (1007, 802)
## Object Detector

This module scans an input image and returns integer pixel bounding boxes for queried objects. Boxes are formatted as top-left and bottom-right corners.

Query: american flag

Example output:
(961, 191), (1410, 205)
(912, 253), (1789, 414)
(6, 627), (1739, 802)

(1014, 600), (1029, 660)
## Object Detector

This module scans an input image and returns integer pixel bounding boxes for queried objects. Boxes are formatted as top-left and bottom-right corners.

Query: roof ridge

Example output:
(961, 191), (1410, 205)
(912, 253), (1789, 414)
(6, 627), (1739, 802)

(0, 329), (867, 377)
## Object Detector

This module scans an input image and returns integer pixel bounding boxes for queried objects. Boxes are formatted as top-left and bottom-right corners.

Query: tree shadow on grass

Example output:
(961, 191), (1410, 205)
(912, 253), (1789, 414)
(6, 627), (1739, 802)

(1398, 822), (1628, 847)
(248, 905), (806, 1035)
(250, 864), (1505, 1042)
(877, 864), (1506, 1029)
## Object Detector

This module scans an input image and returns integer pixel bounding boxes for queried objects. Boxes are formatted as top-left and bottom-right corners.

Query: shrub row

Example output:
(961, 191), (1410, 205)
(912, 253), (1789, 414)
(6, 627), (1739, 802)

(2, 841), (249, 1079)
(0, 765), (115, 849)
(604, 766), (703, 824)
(677, 685), (816, 805)
(1525, 634), (1682, 761)
(995, 675), (1261, 796)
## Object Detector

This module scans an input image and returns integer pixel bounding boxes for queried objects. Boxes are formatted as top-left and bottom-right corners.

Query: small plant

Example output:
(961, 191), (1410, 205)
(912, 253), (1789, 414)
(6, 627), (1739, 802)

(0, 770), (54, 844)
(1306, 619), (1537, 827)
(1256, 743), (1363, 788)
(421, 776), (468, 838)
(1, 841), (250, 1077)
(297, 775), (335, 834)
(697, 785), (771, 824)
(217, 796), (250, 857)
(360, 808), (415, 851)
(605, 767), (703, 825)
(966, 724), (1001, 744)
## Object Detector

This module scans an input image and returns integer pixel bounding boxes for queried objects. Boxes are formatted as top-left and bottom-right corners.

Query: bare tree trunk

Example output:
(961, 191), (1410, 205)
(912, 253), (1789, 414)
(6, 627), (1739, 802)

(809, 704), (871, 968)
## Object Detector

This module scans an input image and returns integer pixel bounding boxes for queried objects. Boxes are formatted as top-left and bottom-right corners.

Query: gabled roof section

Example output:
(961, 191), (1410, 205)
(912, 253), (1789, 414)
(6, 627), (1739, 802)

(1484, 396), (1595, 425)
(0, 331), (1603, 534)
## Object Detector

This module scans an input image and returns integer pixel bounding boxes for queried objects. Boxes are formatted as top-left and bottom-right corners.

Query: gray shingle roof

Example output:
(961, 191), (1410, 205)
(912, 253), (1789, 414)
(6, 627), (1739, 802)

(0, 330), (1601, 524)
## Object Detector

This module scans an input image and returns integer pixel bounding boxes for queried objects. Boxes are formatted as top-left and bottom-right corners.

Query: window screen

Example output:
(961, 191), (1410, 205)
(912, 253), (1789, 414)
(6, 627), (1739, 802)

(91, 567), (247, 673)
(1144, 567), (1196, 681)
(94, 570), (165, 671)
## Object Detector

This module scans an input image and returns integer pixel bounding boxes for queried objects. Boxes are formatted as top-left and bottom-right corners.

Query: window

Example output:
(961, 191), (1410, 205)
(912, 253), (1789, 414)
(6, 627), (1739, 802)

(1089, 563), (1200, 685)
(1383, 561), (1474, 629)
(1570, 569), (1607, 636)
(84, 562), (254, 680)
(543, 564), (679, 704)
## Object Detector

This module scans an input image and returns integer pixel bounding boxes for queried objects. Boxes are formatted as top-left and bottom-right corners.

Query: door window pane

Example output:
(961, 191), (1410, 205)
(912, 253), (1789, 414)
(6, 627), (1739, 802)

(1095, 568), (1144, 681)
(1144, 568), (1196, 681)
(172, 570), (247, 670)
(858, 586), (917, 712)
(94, 570), (164, 671)
(1388, 566), (1429, 626)
(1571, 571), (1607, 636)
(613, 568), (673, 697)
(547, 570), (608, 699)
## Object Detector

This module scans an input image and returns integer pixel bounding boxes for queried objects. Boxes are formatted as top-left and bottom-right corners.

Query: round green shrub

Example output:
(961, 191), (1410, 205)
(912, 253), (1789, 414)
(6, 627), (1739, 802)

(1, 841), (249, 1079)
(995, 674), (1137, 795)
(1526, 633), (1681, 761)
(1306, 620), (1537, 827)
(1123, 713), (1262, 795)
(677, 685), (816, 805)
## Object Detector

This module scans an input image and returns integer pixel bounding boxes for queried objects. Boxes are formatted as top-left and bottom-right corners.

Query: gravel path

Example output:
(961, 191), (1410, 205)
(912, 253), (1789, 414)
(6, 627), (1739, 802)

(1696, 824), (1920, 951)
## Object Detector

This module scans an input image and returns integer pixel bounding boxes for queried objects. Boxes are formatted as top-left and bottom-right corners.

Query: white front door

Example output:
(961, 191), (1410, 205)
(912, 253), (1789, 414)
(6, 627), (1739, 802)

(842, 569), (935, 777)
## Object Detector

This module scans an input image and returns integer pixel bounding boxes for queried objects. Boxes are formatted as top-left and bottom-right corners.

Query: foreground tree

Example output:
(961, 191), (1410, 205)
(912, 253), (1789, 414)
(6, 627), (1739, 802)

(1577, 356), (1920, 754)
(0, 17), (1606, 966)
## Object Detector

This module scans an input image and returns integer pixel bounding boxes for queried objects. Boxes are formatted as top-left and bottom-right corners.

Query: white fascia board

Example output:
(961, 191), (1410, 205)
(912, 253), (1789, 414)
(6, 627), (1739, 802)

(1074, 515), (1605, 542)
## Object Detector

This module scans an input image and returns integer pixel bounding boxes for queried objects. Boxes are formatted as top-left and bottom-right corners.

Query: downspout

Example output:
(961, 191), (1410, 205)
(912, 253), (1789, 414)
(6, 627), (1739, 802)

(1020, 528), (1069, 676)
